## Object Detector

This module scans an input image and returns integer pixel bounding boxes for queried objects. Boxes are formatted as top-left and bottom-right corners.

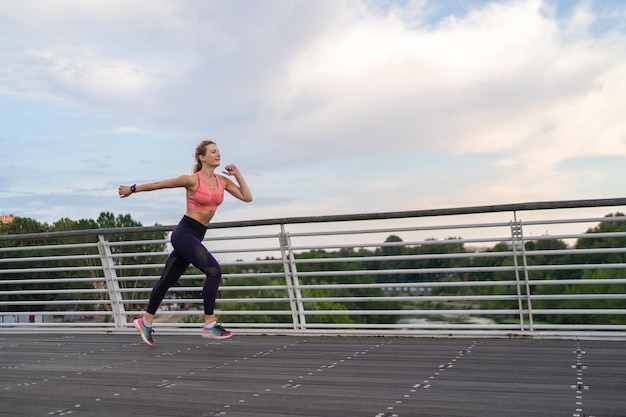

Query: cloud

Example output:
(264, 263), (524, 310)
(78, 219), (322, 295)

(1, 0), (625, 225)
(260, 0), (624, 159)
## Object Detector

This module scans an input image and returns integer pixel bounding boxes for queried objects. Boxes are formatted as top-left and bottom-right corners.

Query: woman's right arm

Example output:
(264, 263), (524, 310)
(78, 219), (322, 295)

(118, 174), (196, 198)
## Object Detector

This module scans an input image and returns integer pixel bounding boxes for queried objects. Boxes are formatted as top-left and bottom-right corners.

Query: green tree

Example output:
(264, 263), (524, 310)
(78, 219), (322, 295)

(0, 213), (168, 316)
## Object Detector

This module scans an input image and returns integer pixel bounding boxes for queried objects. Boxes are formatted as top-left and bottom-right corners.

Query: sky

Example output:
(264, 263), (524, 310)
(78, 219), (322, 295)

(1, 0), (626, 228)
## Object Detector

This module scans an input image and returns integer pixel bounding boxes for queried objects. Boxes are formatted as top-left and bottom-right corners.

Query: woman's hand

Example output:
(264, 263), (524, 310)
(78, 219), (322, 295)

(223, 164), (241, 176)
(118, 185), (132, 198)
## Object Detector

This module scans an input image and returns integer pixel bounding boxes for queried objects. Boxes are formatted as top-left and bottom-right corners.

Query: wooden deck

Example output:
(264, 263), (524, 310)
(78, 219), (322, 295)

(1, 333), (625, 416)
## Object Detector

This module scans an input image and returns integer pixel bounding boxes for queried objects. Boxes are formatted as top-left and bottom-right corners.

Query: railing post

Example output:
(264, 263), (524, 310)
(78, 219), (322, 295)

(279, 225), (306, 330)
(510, 214), (534, 332)
(97, 235), (128, 328)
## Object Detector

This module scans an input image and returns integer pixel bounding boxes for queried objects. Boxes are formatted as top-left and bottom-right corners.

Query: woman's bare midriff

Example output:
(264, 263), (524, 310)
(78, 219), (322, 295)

(185, 209), (217, 227)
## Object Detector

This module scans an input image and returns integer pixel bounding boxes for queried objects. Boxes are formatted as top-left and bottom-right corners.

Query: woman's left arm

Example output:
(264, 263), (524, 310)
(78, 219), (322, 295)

(222, 164), (253, 202)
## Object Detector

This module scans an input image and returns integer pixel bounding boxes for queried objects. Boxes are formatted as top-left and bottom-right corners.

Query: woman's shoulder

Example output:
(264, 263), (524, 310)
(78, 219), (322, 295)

(180, 173), (198, 180)
(175, 173), (198, 187)
(215, 174), (232, 186)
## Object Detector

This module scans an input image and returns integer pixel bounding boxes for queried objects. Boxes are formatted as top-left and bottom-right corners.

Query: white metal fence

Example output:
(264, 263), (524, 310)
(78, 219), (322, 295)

(1, 198), (626, 338)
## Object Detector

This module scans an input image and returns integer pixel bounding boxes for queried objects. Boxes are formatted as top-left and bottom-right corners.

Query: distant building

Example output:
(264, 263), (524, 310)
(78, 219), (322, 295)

(1, 213), (16, 225)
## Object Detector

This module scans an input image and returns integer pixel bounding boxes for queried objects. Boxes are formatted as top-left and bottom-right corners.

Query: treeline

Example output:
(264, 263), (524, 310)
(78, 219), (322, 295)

(216, 213), (626, 326)
(0, 212), (169, 315)
(1, 212), (625, 326)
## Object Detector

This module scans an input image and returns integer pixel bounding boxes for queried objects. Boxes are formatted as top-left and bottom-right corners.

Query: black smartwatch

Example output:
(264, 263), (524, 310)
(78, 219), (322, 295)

(130, 184), (136, 193)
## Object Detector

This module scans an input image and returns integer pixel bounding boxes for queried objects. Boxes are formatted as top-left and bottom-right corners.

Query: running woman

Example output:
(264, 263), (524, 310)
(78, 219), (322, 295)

(118, 140), (253, 346)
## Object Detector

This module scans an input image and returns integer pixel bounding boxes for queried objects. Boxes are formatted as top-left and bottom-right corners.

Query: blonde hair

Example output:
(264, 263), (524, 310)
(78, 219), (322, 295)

(193, 140), (216, 173)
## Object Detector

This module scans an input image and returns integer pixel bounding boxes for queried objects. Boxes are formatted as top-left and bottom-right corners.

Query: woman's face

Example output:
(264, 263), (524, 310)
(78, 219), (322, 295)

(202, 143), (221, 167)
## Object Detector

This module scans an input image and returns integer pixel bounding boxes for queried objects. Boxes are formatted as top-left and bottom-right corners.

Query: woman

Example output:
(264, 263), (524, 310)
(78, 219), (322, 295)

(118, 140), (252, 346)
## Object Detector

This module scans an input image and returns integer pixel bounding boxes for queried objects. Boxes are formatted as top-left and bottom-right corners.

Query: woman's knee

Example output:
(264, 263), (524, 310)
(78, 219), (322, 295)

(205, 266), (222, 279)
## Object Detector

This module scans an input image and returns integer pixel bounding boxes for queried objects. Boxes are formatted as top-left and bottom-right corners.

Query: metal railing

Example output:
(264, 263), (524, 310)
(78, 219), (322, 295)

(1, 198), (626, 338)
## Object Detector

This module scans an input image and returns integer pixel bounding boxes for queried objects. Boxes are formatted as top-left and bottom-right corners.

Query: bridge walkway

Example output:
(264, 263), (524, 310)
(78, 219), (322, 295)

(1, 334), (625, 417)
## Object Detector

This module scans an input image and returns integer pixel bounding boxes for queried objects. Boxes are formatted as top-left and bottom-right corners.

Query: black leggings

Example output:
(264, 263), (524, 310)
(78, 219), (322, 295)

(147, 216), (222, 316)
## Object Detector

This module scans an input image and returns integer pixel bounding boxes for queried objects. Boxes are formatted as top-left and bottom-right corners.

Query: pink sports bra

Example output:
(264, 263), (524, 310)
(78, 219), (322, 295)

(186, 172), (225, 211)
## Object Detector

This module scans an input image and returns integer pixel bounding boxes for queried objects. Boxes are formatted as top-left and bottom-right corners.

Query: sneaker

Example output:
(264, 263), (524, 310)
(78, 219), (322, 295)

(202, 323), (233, 340)
(134, 318), (155, 346)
